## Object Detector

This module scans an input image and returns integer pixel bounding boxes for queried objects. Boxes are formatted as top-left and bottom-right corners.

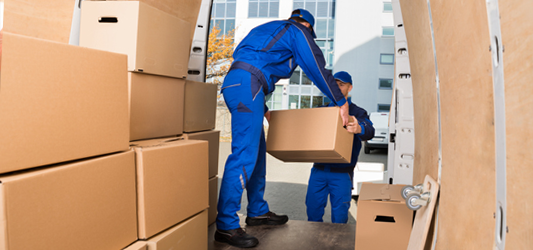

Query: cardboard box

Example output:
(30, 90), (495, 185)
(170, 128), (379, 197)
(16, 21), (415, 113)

(208, 176), (218, 225)
(84, 0), (201, 44)
(129, 72), (185, 141)
(355, 183), (413, 250)
(80, 1), (191, 78)
(266, 107), (354, 163)
(0, 151), (138, 250)
(146, 210), (208, 250)
(123, 241), (148, 250)
(182, 130), (220, 178)
(0, 32), (129, 174)
(131, 138), (208, 239)
(183, 80), (217, 132)
(3, 0), (78, 43)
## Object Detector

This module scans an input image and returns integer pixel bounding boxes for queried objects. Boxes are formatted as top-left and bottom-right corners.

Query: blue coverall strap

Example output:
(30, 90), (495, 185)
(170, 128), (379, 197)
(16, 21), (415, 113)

(229, 61), (270, 99)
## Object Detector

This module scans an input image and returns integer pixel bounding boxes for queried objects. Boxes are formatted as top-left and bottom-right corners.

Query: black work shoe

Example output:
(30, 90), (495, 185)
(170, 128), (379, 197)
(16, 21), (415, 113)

(246, 211), (289, 226)
(214, 228), (259, 248)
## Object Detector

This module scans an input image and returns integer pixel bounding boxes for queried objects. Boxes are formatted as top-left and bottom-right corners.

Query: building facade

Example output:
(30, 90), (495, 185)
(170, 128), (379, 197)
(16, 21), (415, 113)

(211, 0), (394, 113)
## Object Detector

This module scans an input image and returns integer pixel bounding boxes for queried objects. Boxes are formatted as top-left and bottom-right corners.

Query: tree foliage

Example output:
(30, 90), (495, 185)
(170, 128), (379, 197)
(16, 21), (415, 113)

(207, 25), (235, 86)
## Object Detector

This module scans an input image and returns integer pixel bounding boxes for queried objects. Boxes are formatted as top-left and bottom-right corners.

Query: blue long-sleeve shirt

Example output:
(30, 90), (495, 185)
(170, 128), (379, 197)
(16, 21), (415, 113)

(223, 19), (347, 107)
(314, 98), (375, 170)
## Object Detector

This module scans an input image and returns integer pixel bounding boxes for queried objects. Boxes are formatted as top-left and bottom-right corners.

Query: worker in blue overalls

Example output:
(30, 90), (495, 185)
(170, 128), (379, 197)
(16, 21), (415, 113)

(306, 71), (375, 224)
(215, 9), (351, 248)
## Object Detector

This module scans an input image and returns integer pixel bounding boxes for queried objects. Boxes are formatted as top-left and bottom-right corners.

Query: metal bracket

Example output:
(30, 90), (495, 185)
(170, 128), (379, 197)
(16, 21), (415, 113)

(486, 0), (507, 249)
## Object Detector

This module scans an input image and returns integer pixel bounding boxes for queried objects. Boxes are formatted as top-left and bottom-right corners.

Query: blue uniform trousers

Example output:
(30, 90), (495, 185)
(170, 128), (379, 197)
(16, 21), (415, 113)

(216, 69), (270, 230)
(305, 167), (352, 223)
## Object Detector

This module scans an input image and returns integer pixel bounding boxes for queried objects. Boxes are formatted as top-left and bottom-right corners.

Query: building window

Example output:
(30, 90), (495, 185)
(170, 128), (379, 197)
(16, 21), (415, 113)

(382, 27), (394, 36)
(293, 0), (336, 68)
(383, 2), (393, 12)
(379, 79), (393, 89)
(266, 85), (283, 110)
(210, 0), (236, 36)
(378, 104), (391, 112)
(249, 0), (279, 18)
(380, 54), (394, 65)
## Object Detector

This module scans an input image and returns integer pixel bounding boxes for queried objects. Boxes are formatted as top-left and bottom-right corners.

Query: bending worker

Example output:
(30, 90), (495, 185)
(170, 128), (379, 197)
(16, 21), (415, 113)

(215, 9), (351, 248)
(306, 71), (375, 224)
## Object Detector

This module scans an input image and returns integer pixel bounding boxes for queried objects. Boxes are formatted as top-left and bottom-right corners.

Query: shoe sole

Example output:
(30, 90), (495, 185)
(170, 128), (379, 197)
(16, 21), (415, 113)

(214, 232), (259, 248)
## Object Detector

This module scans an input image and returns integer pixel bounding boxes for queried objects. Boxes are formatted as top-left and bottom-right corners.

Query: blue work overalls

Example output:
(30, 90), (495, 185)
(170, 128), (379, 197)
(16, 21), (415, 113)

(306, 100), (375, 223)
(216, 19), (347, 231)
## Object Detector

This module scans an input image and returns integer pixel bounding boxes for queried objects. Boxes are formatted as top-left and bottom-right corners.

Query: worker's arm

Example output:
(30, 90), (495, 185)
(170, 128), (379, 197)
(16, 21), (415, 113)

(351, 109), (374, 141)
(290, 23), (348, 115)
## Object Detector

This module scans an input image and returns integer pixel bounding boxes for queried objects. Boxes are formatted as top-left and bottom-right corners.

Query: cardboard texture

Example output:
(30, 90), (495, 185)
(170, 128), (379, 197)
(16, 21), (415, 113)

(209, 176), (218, 225)
(0, 151), (138, 250)
(0, 32), (129, 174)
(183, 80), (217, 133)
(182, 130), (220, 178)
(3, 0), (77, 43)
(146, 210), (207, 250)
(123, 241), (148, 250)
(80, 1), (191, 78)
(129, 73), (185, 141)
(399, 0), (440, 185)
(131, 138), (208, 239)
(355, 183), (413, 250)
(266, 107), (353, 163)
(85, 0), (202, 44)
(500, 1), (533, 248)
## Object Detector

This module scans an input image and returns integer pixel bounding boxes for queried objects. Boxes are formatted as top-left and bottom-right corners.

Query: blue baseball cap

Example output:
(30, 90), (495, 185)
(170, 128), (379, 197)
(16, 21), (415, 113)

(291, 9), (317, 38)
(333, 71), (352, 85)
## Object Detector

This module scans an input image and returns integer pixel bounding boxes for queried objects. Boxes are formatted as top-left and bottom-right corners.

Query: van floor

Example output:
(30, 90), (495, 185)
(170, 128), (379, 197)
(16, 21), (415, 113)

(208, 217), (356, 250)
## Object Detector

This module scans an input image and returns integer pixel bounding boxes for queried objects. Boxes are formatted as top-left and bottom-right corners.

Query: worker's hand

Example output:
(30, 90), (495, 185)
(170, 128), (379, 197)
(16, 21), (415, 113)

(264, 110), (271, 122)
(339, 102), (350, 126)
(346, 116), (361, 134)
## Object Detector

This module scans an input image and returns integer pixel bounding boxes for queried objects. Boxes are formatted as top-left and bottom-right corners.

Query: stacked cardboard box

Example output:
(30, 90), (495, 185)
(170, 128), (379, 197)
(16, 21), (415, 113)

(0, 0), (209, 249)
(181, 130), (221, 225)
(80, 0), (191, 141)
(0, 1), (139, 250)
(181, 79), (219, 225)
(130, 138), (208, 239)
(80, 0), (212, 248)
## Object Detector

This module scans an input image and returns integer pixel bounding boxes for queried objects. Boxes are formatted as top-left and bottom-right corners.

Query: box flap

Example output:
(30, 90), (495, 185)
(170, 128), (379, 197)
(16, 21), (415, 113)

(359, 183), (406, 202)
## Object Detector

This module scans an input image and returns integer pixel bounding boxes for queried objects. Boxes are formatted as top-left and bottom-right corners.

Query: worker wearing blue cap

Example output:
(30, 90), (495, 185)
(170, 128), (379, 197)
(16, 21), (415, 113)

(215, 9), (351, 248)
(306, 71), (375, 224)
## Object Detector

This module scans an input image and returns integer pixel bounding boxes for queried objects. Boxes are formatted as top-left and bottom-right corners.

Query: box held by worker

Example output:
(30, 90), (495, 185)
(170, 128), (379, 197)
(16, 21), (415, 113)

(181, 130), (220, 178)
(145, 210), (208, 250)
(0, 32), (129, 174)
(0, 151), (138, 250)
(266, 107), (353, 163)
(129, 72), (185, 141)
(80, 1), (191, 78)
(355, 183), (413, 250)
(183, 80), (217, 133)
(131, 138), (208, 239)
(208, 176), (218, 225)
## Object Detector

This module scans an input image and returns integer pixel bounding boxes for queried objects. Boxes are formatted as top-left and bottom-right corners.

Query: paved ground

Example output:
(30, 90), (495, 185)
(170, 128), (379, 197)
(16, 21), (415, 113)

(216, 141), (388, 224)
